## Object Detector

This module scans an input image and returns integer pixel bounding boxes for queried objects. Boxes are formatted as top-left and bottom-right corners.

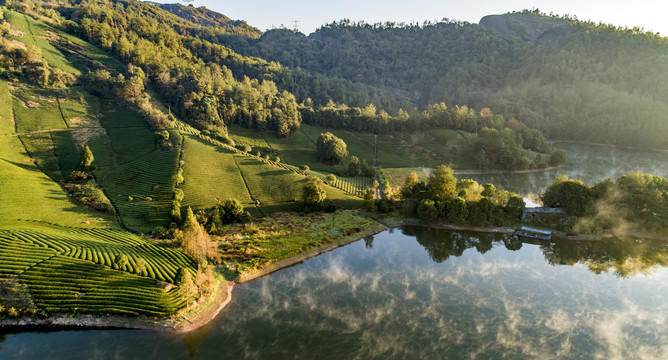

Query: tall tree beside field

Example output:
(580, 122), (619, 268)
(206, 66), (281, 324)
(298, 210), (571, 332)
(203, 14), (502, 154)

(182, 207), (210, 261)
(176, 267), (198, 303)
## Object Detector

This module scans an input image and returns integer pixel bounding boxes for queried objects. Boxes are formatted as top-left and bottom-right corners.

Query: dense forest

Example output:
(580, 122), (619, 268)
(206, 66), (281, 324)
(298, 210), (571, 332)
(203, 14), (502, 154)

(174, 7), (668, 149)
(1, 0), (563, 170)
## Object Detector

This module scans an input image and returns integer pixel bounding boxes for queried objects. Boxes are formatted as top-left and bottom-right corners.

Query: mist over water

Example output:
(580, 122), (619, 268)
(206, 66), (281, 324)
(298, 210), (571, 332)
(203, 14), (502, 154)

(468, 142), (668, 199)
(2, 228), (667, 359)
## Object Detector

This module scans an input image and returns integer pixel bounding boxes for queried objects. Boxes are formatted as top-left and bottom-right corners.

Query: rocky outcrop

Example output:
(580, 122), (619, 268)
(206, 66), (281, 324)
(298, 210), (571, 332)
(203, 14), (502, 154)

(480, 13), (573, 43)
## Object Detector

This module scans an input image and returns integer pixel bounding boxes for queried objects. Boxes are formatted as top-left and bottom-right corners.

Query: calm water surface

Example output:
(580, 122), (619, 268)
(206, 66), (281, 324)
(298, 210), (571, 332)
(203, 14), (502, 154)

(2, 143), (668, 359)
(2, 228), (667, 359)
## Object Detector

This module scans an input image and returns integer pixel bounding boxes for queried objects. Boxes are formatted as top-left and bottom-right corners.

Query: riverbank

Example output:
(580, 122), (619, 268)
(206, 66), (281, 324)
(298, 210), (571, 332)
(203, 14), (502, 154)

(0, 212), (387, 333)
(237, 222), (387, 283)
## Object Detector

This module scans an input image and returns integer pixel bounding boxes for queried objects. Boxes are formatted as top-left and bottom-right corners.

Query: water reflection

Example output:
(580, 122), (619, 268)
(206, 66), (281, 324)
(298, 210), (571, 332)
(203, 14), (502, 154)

(404, 226), (668, 277)
(541, 238), (668, 277)
(1, 228), (667, 359)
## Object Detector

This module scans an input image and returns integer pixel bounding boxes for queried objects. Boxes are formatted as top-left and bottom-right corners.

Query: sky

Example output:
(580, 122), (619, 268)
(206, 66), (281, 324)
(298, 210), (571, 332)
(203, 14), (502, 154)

(155, 0), (668, 36)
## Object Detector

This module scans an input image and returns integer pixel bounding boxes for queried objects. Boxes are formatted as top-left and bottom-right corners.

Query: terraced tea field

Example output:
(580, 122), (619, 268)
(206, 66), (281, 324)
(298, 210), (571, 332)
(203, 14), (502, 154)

(0, 226), (195, 316)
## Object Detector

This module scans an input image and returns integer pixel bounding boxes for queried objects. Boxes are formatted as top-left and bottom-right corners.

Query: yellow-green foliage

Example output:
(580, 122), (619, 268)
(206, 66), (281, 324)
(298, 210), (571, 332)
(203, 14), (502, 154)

(217, 211), (385, 273)
(234, 155), (360, 214)
(0, 226), (197, 316)
(0, 80), (13, 135)
(181, 135), (259, 216)
(0, 135), (116, 228)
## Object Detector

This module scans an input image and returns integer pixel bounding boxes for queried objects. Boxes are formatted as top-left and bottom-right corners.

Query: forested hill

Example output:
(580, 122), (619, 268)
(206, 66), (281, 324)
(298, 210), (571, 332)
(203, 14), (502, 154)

(191, 9), (668, 149)
(156, 3), (261, 37)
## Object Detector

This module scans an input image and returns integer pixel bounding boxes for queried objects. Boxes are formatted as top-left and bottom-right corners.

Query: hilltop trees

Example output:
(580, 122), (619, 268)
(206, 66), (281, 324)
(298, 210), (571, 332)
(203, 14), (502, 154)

(316, 132), (348, 165)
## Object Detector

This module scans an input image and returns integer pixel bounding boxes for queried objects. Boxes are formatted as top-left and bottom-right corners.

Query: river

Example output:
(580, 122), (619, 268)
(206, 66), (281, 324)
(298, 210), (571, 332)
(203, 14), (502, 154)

(1, 143), (668, 359)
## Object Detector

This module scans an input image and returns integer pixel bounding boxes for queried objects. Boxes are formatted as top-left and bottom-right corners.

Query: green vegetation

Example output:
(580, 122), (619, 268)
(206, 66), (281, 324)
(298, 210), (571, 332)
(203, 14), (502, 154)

(215, 211), (385, 276)
(0, 134), (116, 228)
(0, 80), (13, 135)
(12, 86), (67, 133)
(316, 132), (348, 165)
(394, 165), (525, 225)
(0, 225), (197, 317)
(223, 10), (668, 149)
(541, 172), (668, 234)
(181, 134), (258, 216)
(3, 0), (665, 327)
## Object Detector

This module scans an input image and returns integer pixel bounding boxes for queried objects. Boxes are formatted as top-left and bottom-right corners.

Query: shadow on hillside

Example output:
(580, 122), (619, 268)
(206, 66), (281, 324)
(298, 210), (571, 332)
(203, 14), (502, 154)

(0, 158), (42, 173)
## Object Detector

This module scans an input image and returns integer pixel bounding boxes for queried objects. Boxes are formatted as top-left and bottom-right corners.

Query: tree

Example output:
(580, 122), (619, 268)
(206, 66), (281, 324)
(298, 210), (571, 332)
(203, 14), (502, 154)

(80, 144), (94, 169)
(476, 197), (496, 222)
(481, 184), (496, 198)
(316, 132), (348, 165)
(325, 174), (337, 184)
(348, 156), (360, 176)
(505, 196), (526, 220)
(447, 197), (468, 224)
(363, 189), (376, 211)
(550, 149), (567, 166)
(113, 254), (128, 270)
(135, 257), (146, 275)
(401, 172), (419, 199)
(303, 176), (326, 209)
(417, 199), (438, 220)
(176, 267), (198, 303)
(221, 199), (245, 224)
(541, 176), (595, 217)
(428, 165), (457, 199)
(182, 207), (210, 260)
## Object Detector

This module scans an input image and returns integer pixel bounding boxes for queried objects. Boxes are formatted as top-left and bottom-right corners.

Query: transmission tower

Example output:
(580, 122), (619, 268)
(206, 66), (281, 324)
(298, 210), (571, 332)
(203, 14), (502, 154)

(292, 20), (300, 32)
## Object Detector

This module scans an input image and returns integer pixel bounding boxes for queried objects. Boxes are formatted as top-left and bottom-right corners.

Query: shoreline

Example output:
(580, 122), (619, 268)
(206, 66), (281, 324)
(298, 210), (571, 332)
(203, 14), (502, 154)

(3, 218), (665, 333)
(0, 222), (387, 334)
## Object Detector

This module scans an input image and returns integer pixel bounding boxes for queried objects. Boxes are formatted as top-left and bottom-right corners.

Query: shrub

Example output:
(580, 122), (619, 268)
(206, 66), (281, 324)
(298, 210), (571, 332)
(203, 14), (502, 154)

(69, 171), (90, 181)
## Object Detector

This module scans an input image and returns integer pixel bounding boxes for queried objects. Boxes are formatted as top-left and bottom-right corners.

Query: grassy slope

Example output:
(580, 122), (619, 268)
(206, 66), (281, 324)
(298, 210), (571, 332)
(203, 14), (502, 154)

(234, 155), (360, 214)
(181, 134), (260, 217)
(4, 10), (81, 75)
(0, 131), (115, 229)
(12, 86), (68, 133)
(0, 80), (14, 135)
